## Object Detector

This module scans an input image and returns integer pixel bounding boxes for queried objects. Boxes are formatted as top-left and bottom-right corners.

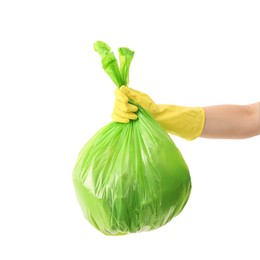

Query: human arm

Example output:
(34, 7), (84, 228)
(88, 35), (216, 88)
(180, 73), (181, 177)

(112, 86), (260, 140)
(201, 103), (260, 139)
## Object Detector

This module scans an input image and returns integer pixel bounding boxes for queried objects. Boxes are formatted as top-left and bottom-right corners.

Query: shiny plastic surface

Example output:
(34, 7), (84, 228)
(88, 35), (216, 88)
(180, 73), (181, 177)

(72, 41), (192, 235)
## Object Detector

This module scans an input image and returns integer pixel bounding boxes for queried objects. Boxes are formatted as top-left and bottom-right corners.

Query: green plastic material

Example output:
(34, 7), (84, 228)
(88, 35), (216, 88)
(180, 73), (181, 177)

(72, 41), (192, 235)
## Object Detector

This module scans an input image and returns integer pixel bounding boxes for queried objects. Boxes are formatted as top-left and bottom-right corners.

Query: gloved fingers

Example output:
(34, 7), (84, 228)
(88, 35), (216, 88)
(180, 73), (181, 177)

(127, 103), (138, 112)
(121, 85), (144, 97)
(120, 86), (155, 112)
(115, 88), (128, 103)
(115, 100), (138, 113)
(112, 113), (130, 123)
(115, 87), (138, 112)
(113, 107), (138, 120)
(120, 86), (140, 101)
(112, 87), (138, 123)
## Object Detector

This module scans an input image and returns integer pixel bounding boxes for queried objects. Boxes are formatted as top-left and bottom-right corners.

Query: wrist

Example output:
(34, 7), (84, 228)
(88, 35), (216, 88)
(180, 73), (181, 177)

(154, 105), (205, 140)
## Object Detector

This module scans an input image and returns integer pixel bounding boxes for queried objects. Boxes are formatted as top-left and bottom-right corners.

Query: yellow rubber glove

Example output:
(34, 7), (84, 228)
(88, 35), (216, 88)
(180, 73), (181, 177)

(112, 86), (205, 140)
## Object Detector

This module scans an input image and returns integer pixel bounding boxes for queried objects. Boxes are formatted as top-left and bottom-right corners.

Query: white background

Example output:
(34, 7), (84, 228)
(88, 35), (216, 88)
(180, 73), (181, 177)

(0, 0), (259, 259)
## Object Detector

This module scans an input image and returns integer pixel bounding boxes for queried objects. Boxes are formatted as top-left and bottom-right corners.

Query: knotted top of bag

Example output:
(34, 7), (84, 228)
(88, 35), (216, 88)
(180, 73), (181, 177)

(94, 41), (134, 88)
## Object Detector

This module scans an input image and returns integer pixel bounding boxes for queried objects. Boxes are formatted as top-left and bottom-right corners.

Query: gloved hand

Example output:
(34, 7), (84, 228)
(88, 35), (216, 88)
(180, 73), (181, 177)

(112, 86), (205, 140)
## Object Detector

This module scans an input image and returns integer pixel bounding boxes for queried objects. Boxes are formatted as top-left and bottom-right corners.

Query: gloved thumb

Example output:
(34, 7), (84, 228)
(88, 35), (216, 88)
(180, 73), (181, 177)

(120, 85), (157, 115)
(120, 85), (141, 104)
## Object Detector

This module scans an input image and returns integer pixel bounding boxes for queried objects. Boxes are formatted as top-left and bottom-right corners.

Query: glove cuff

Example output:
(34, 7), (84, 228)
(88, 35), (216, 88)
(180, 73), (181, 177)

(154, 105), (205, 140)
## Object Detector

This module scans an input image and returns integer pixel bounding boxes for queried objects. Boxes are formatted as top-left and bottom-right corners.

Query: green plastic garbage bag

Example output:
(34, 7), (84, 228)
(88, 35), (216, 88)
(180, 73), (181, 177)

(72, 41), (192, 235)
